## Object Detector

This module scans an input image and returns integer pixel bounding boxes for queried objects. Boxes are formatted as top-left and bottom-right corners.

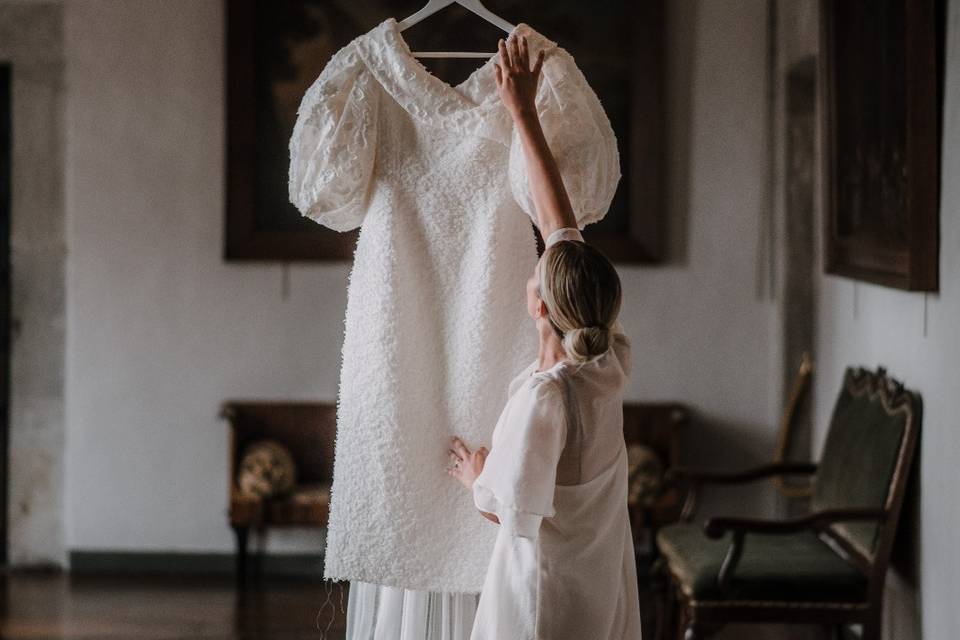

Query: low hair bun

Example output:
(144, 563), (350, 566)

(538, 240), (623, 365)
(563, 325), (612, 363)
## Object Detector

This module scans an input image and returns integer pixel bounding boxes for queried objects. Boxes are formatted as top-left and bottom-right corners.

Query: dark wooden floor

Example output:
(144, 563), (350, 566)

(0, 567), (673, 639)
(0, 570), (349, 639)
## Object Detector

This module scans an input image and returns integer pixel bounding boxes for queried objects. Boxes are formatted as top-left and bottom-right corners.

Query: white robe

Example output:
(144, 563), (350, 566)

(470, 308), (642, 640)
(288, 17), (620, 594)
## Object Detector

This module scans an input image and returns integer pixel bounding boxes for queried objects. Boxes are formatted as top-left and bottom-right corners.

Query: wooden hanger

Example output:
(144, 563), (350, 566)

(398, 0), (516, 59)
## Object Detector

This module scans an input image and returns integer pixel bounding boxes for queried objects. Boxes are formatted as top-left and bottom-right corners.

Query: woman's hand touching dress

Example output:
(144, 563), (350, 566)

(446, 436), (488, 490)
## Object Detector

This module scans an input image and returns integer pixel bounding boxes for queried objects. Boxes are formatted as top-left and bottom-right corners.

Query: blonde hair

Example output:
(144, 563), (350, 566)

(538, 240), (623, 363)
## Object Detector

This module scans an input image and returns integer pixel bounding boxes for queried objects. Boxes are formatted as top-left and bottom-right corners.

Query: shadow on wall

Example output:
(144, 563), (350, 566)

(677, 412), (779, 518)
(663, 0), (697, 266)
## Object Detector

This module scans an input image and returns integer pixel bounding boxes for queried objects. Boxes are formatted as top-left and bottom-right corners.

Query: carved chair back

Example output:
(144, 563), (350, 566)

(811, 367), (921, 593)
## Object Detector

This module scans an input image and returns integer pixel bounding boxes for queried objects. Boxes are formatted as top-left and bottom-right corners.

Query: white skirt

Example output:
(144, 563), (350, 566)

(345, 580), (479, 640)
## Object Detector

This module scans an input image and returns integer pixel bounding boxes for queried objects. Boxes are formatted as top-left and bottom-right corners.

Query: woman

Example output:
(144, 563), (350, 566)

(446, 34), (643, 640)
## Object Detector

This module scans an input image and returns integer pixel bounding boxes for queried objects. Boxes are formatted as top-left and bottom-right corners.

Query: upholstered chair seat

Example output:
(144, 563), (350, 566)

(657, 525), (867, 603)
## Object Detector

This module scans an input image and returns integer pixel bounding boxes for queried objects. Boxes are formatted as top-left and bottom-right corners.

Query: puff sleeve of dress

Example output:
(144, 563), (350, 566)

(508, 45), (621, 230)
(472, 379), (567, 540)
(288, 44), (380, 232)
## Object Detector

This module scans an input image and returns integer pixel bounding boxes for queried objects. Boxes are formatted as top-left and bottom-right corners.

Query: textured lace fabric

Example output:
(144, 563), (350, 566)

(288, 46), (380, 231)
(288, 17), (621, 594)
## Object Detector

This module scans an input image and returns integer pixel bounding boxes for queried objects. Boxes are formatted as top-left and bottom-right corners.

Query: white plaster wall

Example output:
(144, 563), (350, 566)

(63, 0), (778, 556)
(1, 1), (67, 567)
(622, 0), (779, 517)
(63, 0), (345, 554)
(811, 1), (960, 638)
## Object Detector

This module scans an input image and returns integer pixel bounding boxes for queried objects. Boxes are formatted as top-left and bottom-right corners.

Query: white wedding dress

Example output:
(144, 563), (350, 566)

(288, 16), (621, 639)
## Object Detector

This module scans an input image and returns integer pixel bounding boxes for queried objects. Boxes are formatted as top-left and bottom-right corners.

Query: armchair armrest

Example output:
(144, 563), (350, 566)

(704, 507), (887, 538)
(666, 462), (818, 522)
(667, 462), (818, 485)
(704, 508), (887, 595)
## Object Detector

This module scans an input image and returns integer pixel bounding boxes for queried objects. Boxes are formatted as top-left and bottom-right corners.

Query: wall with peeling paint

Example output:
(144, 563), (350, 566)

(1, 1), (67, 568)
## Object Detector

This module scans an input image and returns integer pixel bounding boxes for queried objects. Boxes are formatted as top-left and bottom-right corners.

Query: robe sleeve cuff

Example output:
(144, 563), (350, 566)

(545, 227), (585, 247)
(473, 480), (544, 539)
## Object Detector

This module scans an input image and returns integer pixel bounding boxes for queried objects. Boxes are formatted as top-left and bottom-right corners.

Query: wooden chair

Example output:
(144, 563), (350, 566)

(623, 403), (690, 530)
(676, 353), (814, 526)
(657, 366), (921, 640)
(771, 352), (815, 500)
(623, 403), (689, 640)
(219, 401), (337, 582)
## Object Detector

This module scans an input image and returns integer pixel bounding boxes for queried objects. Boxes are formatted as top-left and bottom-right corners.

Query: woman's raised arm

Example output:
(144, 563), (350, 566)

(495, 35), (578, 242)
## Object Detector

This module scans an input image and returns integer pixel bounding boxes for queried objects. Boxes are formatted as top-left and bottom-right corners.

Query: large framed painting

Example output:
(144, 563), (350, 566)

(225, 0), (665, 263)
(225, 1), (361, 260)
(820, 0), (944, 290)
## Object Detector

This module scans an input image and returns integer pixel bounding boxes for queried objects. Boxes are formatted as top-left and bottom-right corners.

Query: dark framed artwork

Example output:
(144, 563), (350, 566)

(225, 1), (361, 260)
(225, 1), (665, 263)
(820, 0), (944, 290)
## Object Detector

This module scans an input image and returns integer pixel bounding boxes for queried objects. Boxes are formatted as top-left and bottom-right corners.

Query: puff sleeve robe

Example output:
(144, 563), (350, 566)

(468, 231), (642, 640)
(288, 17), (621, 595)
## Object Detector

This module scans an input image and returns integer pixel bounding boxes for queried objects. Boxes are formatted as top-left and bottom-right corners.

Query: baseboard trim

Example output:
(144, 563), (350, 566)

(69, 550), (325, 577)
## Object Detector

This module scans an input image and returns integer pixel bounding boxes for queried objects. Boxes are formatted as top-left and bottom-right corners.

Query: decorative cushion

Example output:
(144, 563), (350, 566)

(656, 523), (868, 602)
(237, 439), (297, 499)
(627, 443), (663, 507)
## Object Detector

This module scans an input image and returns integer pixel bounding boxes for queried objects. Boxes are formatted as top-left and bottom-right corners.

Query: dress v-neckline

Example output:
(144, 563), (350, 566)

(383, 16), (520, 103)
(354, 18), (558, 145)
